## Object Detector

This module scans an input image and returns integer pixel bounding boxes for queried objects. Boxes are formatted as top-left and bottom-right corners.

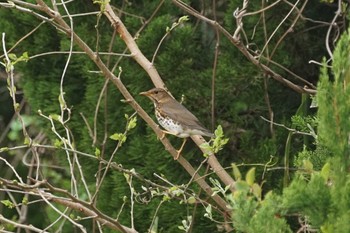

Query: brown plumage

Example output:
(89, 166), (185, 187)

(140, 88), (213, 159)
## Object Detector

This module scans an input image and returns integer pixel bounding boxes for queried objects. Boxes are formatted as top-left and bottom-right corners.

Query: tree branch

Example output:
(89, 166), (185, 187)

(171, 0), (317, 95)
(32, 0), (232, 214)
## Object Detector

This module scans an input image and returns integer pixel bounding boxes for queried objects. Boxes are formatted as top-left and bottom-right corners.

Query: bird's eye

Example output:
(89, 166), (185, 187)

(154, 91), (158, 94)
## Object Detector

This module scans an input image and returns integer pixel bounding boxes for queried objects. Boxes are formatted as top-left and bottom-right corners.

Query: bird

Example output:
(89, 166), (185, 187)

(140, 88), (214, 159)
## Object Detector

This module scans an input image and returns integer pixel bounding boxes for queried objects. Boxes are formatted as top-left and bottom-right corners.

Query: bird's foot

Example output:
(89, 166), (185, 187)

(174, 138), (187, 160)
(157, 129), (171, 140)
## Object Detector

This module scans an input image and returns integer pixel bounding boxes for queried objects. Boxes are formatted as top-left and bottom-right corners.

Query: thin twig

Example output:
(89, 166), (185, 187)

(260, 116), (313, 136)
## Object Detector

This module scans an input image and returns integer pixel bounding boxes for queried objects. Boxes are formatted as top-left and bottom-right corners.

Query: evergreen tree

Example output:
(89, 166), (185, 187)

(0, 1), (348, 232)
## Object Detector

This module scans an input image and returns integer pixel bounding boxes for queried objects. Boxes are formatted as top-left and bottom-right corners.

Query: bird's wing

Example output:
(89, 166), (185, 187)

(160, 100), (213, 137)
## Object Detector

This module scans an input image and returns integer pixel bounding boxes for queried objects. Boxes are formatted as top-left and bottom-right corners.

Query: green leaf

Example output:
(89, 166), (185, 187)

(127, 116), (137, 131)
(21, 52), (29, 61)
(1, 200), (15, 209)
(187, 196), (196, 204)
(49, 114), (61, 121)
(9, 119), (22, 131)
(234, 180), (250, 192)
(22, 197), (28, 205)
(200, 142), (211, 150)
(204, 204), (212, 219)
(231, 163), (242, 180)
(162, 194), (171, 201)
(178, 15), (189, 23)
(54, 139), (63, 147)
(109, 133), (126, 143)
(8, 53), (17, 61)
(58, 92), (66, 108)
(212, 125), (229, 153)
(0, 147), (9, 153)
(14, 102), (20, 111)
(23, 136), (30, 145)
(214, 125), (224, 138)
(245, 167), (256, 186)
(95, 147), (101, 158)
(251, 183), (262, 199)
(320, 162), (330, 181)
(123, 172), (130, 182)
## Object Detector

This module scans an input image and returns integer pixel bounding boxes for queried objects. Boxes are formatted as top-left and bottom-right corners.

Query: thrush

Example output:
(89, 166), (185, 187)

(140, 88), (214, 159)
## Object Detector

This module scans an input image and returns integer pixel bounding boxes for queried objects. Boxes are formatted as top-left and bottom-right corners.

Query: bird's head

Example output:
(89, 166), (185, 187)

(140, 88), (172, 104)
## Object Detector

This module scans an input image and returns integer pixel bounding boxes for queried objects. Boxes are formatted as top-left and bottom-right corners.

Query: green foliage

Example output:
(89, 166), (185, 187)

(294, 146), (329, 171)
(228, 166), (292, 233)
(0, 1), (343, 232)
(291, 115), (317, 132)
(315, 28), (350, 233)
(282, 172), (331, 228)
(1, 200), (15, 209)
(279, 24), (350, 233)
(200, 125), (229, 156)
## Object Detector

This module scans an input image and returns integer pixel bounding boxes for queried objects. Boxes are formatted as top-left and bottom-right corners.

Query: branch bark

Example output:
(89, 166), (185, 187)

(0, 178), (137, 233)
(33, 0), (232, 214)
(171, 0), (317, 95)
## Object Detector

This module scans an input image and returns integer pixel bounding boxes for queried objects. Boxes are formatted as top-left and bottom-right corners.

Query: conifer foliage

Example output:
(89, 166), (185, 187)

(0, 1), (349, 232)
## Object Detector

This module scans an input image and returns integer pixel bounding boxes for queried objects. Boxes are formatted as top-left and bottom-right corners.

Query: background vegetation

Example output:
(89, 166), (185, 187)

(0, 0), (348, 232)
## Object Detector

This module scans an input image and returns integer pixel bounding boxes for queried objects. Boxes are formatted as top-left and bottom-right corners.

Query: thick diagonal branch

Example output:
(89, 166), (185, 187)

(34, 0), (231, 214)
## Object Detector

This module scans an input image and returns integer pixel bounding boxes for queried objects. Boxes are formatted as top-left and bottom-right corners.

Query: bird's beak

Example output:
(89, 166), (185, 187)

(140, 91), (150, 96)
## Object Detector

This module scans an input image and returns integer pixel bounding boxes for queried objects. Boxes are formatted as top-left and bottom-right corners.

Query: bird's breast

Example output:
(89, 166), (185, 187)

(155, 108), (190, 138)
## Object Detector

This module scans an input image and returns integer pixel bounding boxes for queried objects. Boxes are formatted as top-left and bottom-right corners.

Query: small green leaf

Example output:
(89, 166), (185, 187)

(95, 147), (101, 158)
(214, 125), (224, 138)
(21, 52), (29, 61)
(179, 15), (189, 23)
(54, 139), (63, 147)
(204, 204), (212, 219)
(23, 136), (30, 145)
(22, 197), (28, 205)
(109, 133), (126, 144)
(127, 116), (137, 131)
(234, 180), (250, 192)
(212, 125), (229, 153)
(162, 194), (171, 201)
(200, 142), (211, 150)
(187, 196), (196, 204)
(231, 163), (242, 180)
(9, 120), (21, 132)
(1, 200), (15, 209)
(8, 53), (17, 61)
(123, 172), (130, 182)
(251, 183), (262, 200)
(14, 103), (20, 111)
(49, 114), (61, 121)
(58, 92), (66, 108)
(0, 147), (9, 153)
(245, 167), (256, 186)
(320, 162), (330, 181)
